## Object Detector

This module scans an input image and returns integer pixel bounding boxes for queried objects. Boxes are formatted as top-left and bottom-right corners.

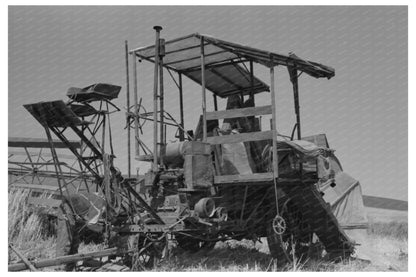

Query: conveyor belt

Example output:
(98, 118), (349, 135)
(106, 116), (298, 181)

(284, 184), (354, 257)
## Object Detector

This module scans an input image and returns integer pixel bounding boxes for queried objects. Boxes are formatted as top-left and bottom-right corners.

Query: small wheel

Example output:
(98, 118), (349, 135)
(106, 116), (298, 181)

(267, 200), (313, 264)
(272, 215), (286, 235)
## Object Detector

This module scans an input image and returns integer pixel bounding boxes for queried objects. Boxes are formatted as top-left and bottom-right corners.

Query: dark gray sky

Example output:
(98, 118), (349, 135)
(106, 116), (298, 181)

(8, 6), (407, 200)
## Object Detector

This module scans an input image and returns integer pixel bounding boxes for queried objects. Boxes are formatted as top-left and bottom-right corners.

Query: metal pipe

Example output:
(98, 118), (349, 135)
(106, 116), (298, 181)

(152, 26), (162, 171)
(125, 40), (131, 177)
(178, 73), (185, 141)
(200, 36), (207, 141)
(159, 38), (165, 167)
(270, 66), (278, 177)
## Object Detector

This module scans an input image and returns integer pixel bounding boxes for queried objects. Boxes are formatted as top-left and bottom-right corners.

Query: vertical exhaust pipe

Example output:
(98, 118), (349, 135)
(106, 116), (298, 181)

(159, 38), (166, 167)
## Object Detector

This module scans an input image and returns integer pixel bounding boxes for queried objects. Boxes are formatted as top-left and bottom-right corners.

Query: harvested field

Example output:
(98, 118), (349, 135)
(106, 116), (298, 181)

(8, 190), (408, 272)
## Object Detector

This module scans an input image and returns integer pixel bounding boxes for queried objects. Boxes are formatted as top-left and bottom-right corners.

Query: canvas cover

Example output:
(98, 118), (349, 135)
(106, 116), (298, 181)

(321, 172), (368, 229)
(275, 139), (368, 230)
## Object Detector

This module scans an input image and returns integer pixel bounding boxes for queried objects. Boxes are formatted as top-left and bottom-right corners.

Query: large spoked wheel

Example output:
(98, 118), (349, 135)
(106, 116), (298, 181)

(267, 199), (313, 264)
(175, 233), (216, 252)
(127, 102), (147, 133)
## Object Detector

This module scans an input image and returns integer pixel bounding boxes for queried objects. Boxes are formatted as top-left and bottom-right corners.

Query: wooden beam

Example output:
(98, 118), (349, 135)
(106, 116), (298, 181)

(200, 36), (207, 142)
(249, 60), (255, 102)
(206, 105), (272, 120)
(206, 130), (273, 145)
(213, 94), (218, 111)
(9, 161), (67, 166)
(270, 66), (278, 177)
(8, 248), (120, 271)
(152, 26), (162, 170)
(288, 66), (301, 139)
(8, 137), (81, 149)
(214, 175), (316, 186)
(178, 73), (185, 141)
(179, 59), (249, 73)
(9, 244), (38, 271)
(214, 173), (274, 184)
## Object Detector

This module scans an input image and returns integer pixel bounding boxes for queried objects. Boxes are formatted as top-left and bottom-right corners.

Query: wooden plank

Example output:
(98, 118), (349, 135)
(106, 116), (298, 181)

(214, 175), (316, 185)
(214, 173), (274, 184)
(270, 66), (279, 177)
(206, 130), (273, 145)
(8, 248), (119, 271)
(8, 137), (81, 149)
(9, 161), (67, 166)
(9, 244), (38, 271)
(201, 36), (207, 142)
(8, 150), (75, 160)
(206, 105), (272, 120)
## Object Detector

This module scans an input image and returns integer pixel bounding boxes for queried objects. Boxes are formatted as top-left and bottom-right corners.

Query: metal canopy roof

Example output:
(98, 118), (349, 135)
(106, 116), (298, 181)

(132, 33), (335, 98)
(185, 62), (269, 98)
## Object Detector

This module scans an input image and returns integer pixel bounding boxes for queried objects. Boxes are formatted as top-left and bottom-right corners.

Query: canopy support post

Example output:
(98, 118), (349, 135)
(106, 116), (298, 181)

(249, 61), (255, 104)
(288, 66), (301, 139)
(213, 94), (218, 111)
(178, 73), (185, 141)
(124, 40), (131, 177)
(132, 53), (140, 162)
(200, 36), (207, 142)
(152, 26), (162, 171)
(270, 65), (278, 178)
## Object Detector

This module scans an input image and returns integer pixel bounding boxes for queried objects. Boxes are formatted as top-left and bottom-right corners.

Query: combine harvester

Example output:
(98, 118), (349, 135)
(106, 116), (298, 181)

(9, 26), (368, 271)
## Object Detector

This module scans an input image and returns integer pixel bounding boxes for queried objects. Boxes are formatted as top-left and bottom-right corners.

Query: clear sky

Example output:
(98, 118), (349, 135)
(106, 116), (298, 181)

(8, 6), (407, 200)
